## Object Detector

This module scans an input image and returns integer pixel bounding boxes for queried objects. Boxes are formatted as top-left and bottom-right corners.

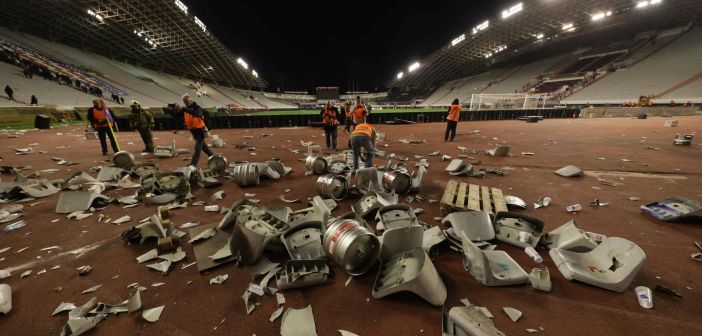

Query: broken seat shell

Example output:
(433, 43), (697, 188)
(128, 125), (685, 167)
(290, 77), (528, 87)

(372, 247), (447, 306)
(549, 237), (646, 292)
(460, 231), (529, 287)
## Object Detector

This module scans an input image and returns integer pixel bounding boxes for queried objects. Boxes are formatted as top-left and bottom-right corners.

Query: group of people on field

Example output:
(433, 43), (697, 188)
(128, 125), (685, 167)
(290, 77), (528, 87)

(86, 95), (462, 173)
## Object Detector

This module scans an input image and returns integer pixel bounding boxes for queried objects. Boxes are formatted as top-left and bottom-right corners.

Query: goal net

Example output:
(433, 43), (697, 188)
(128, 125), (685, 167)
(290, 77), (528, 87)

(468, 93), (555, 111)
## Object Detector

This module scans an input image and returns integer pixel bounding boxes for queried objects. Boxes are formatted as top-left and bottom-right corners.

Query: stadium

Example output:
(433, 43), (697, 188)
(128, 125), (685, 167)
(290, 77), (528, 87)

(0, 0), (701, 335)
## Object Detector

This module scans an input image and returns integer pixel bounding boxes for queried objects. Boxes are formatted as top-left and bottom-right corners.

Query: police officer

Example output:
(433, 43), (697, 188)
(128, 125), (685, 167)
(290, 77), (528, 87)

(320, 101), (340, 151)
(87, 99), (119, 155)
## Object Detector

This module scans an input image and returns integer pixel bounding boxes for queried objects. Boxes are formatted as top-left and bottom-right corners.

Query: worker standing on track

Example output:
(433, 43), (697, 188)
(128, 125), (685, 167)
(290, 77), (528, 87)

(444, 98), (461, 142)
(87, 99), (119, 155)
(320, 101), (340, 151)
(129, 100), (155, 153)
(351, 95), (368, 129)
(181, 94), (216, 169)
(350, 121), (376, 171)
(342, 102), (352, 134)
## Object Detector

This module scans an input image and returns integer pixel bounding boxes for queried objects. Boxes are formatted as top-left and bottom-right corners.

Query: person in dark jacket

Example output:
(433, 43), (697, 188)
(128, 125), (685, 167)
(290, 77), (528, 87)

(181, 94), (216, 168)
(30, 95), (38, 106)
(130, 100), (155, 153)
(4, 85), (14, 100)
(87, 99), (119, 155)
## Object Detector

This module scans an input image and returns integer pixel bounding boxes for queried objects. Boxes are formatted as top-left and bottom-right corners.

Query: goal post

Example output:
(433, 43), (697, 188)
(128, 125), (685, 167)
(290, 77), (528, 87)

(469, 93), (554, 111)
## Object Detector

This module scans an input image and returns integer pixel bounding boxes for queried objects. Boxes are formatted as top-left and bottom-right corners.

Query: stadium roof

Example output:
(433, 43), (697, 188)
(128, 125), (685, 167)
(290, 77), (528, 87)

(390, 0), (702, 92)
(0, 0), (265, 89)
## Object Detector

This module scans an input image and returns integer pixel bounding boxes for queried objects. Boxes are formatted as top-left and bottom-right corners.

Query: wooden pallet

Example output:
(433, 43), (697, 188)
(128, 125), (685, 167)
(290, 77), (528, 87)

(440, 180), (508, 215)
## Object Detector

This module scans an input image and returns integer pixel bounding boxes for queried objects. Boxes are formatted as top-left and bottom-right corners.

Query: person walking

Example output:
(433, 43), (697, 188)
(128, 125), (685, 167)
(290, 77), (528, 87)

(181, 94), (216, 168)
(30, 94), (38, 106)
(350, 121), (377, 171)
(320, 101), (340, 151)
(342, 102), (352, 134)
(129, 100), (155, 153)
(444, 98), (461, 142)
(87, 99), (120, 155)
(4, 85), (14, 101)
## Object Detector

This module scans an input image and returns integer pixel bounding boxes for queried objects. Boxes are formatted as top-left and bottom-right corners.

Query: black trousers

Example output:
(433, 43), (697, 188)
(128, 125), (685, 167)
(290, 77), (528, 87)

(138, 128), (154, 151)
(190, 128), (213, 166)
(324, 125), (338, 149)
(445, 120), (457, 141)
(96, 127), (119, 154)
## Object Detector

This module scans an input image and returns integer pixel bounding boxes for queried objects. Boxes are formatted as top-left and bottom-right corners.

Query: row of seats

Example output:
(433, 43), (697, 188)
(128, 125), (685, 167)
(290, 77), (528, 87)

(0, 27), (296, 109)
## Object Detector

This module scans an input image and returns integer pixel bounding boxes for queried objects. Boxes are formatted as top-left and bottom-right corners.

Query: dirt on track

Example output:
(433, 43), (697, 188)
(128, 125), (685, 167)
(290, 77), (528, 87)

(0, 116), (701, 336)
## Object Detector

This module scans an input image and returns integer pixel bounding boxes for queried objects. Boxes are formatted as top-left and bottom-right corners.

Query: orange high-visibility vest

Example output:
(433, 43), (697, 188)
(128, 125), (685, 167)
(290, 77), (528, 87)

(352, 123), (374, 137)
(344, 106), (351, 118)
(184, 112), (205, 130)
(322, 108), (339, 125)
(352, 105), (366, 122)
(91, 108), (110, 128)
(447, 104), (461, 122)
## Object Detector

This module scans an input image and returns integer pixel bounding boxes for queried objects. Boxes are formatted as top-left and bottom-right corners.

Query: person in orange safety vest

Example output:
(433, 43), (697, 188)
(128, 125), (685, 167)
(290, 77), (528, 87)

(350, 122), (377, 170)
(87, 99), (119, 155)
(444, 98), (461, 142)
(320, 101), (340, 150)
(181, 94), (217, 168)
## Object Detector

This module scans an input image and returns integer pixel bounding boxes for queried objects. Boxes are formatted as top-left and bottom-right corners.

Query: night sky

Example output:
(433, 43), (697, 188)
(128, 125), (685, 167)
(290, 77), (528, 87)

(187, 1), (514, 92)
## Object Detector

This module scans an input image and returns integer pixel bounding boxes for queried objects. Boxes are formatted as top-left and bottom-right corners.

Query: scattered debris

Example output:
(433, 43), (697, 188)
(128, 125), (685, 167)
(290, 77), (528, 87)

(209, 274), (229, 285)
(142, 305), (165, 323)
(502, 307), (522, 322)
(655, 283), (682, 298)
(635, 286), (654, 308)
(81, 284), (102, 294)
(280, 305), (317, 336)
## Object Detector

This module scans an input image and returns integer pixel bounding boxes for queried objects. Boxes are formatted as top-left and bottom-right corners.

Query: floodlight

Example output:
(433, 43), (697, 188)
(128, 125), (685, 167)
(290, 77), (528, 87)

(536, 33), (544, 39)
(175, 0), (188, 14)
(562, 23), (574, 31)
(396, 72), (404, 79)
(452, 34), (465, 46)
(472, 20), (489, 35)
(194, 16), (207, 32)
(237, 58), (249, 69)
(252, 70), (258, 78)
(592, 12), (606, 21)
(408, 62), (420, 72)
(501, 3), (523, 19)
(636, 1), (649, 8)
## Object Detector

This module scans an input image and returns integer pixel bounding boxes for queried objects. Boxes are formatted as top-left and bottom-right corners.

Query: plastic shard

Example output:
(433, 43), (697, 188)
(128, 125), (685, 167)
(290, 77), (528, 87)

(81, 284), (102, 294)
(136, 249), (158, 263)
(555, 165), (583, 177)
(242, 290), (256, 315)
(209, 274), (229, 285)
(142, 305), (164, 322)
(503, 307), (522, 322)
(280, 305), (318, 336)
(0, 284), (11, 314)
(443, 299), (505, 336)
(442, 211), (495, 242)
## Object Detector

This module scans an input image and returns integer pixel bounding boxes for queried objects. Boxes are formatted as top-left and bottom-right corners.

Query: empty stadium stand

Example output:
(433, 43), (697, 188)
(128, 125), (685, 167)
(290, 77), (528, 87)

(0, 27), (296, 109)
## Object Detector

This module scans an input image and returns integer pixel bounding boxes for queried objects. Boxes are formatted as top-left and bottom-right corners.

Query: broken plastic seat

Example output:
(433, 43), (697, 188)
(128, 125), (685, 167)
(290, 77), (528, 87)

(443, 299), (505, 336)
(549, 237), (646, 292)
(355, 167), (383, 194)
(486, 144), (510, 157)
(281, 224), (325, 260)
(441, 211), (495, 242)
(545, 220), (598, 251)
(460, 232), (529, 287)
(372, 247), (447, 306)
(276, 259), (330, 290)
(352, 191), (397, 218)
(493, 212), (544, 249)
(640, 197), (702, 223)
(55, 191), (110, 214)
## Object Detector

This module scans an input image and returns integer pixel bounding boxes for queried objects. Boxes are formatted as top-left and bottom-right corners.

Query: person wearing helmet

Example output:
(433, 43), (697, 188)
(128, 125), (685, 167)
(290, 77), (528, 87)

(130, 100), (155, 153)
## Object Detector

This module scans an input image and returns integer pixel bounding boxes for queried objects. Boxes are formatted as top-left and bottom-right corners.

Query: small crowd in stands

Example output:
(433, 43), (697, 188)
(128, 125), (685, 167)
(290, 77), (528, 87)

(0, 42), (126, 106)
(621, 95), (693, 107)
